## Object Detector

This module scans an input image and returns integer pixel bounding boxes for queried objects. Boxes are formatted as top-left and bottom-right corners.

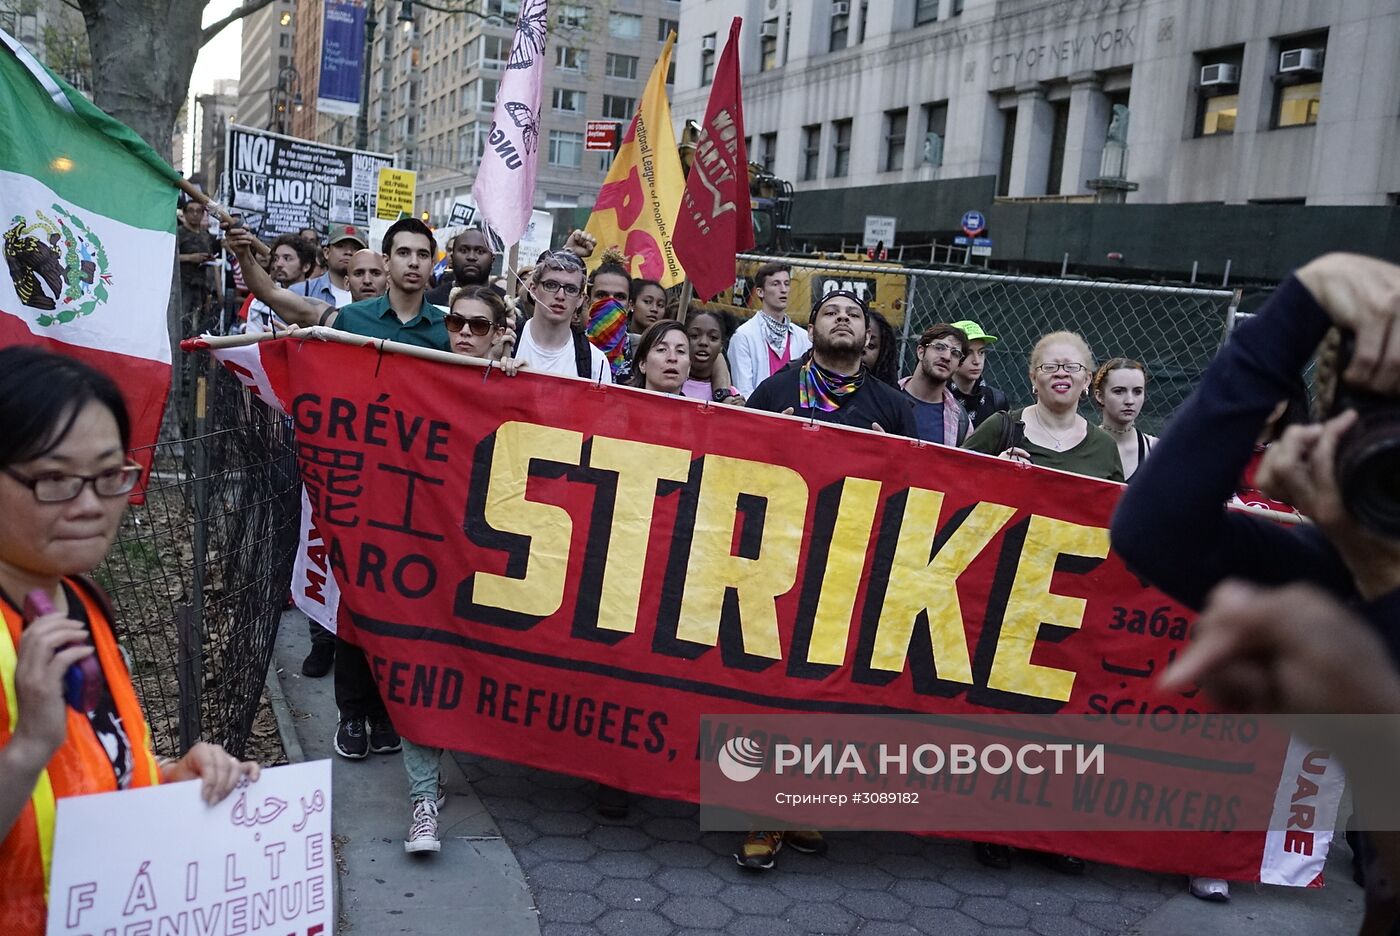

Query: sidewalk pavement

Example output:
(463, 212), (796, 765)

(268, 608), (1364, 935)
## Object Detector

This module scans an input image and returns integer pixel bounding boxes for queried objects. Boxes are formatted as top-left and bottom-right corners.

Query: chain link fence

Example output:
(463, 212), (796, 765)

(94, 357), (300, 759)
(769, 256), (1239, 435)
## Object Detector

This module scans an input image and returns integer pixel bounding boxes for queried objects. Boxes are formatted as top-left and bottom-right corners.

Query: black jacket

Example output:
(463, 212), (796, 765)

(747, 359), (918, 439)
(949, 378), (1009, 430)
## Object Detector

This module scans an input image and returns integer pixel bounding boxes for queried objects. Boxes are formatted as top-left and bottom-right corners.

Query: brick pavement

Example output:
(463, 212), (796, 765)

(454, 751), (1188, 936)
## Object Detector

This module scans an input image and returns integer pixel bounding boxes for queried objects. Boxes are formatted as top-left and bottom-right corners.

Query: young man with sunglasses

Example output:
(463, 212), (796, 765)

(900, 324), (972, 445)
(513, 250), (612, 382)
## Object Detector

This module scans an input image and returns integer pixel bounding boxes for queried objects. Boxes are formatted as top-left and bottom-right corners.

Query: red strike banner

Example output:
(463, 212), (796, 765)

(210, 335), (1342, 885)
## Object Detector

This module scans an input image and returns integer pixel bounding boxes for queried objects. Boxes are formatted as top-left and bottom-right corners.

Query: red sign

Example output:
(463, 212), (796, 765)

(211, 336), (1341, 886)
(585, 120), (619, 152)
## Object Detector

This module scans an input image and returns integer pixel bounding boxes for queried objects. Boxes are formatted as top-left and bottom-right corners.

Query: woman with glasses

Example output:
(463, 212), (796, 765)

(0, 347), (260, 933)
(963, 331), (1124, 483)
(1092, 358), (1157, 481)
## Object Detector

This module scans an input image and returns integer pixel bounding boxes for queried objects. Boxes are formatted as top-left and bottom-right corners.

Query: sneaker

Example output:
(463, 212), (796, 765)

(367, 715), (401, 754)
(1189, 877), (1230, 902)
(334, 718), (368, 760)
(301, 643), (334, 678)
(735, 831), (783, 871)
(595, 784), (630, 819)
(784, 830), (828, 856)
(404, 796), (441, 854)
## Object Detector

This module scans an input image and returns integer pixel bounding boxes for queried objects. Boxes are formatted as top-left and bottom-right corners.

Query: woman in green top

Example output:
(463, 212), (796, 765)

(963, 330), (1124, 483)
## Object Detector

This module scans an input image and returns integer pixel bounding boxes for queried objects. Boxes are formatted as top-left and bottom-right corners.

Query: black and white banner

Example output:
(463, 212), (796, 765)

(224, 123), (393, 238)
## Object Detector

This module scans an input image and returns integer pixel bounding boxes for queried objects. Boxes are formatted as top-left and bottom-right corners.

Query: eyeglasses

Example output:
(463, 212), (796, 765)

(1034, 362), (1088, 374)
(445, 313), (494, 336)
(537, 279), (581, 297)
(3, 464), (143, 503)
(921, 340), (966, 361)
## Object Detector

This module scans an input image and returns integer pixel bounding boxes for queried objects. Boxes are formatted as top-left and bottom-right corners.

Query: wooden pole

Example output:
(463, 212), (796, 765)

(176, 177), (270, 257)
(676, 280), (695, 321)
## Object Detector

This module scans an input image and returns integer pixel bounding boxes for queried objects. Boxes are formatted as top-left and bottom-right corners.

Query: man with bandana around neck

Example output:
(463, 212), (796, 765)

(729, 262), (812, 398)
(747, 290), (917, 438)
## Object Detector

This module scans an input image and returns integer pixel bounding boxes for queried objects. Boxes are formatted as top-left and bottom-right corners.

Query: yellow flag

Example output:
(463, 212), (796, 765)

(583, 33), (686, 288)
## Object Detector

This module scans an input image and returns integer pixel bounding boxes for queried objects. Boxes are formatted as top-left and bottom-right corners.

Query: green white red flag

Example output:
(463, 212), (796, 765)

(0, 28), (183, 454)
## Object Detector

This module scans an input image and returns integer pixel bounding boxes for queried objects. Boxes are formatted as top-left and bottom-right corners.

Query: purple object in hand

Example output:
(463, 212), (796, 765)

(23, 589), (102, 714)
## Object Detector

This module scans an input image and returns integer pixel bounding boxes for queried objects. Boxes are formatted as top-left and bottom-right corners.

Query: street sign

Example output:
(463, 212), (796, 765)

(960, 210), (986, 237)
(586, 120), (620, 152)
(971, 237), (993, 257)
(862, 214), (897, 249)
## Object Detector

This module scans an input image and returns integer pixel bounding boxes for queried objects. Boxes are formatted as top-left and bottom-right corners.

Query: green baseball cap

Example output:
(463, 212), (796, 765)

(326, 223), (368, 248)
(950, 320), (998, 344)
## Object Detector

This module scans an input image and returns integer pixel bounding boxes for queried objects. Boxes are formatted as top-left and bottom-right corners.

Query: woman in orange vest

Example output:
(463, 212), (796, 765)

(0, 346), (260, 933)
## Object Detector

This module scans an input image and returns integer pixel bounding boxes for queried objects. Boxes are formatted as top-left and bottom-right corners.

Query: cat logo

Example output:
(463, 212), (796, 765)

(3, 205), (112, 327)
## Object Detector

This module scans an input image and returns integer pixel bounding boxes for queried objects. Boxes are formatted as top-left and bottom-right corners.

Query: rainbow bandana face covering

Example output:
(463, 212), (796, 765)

(585, 297), (629, 376)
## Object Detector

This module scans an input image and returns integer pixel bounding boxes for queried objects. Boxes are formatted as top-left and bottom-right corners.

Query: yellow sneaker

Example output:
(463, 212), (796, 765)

(735, 830), (783, 870)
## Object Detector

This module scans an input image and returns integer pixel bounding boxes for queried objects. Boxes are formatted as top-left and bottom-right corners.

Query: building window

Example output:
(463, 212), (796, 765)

(549, 130), (583, 168)
(606, 53), (639, 79)
(1045, 100), (1070, 195)
(951, 0), (964, 13)
(557, 4), (586, 28)
(700, 35), (716, 85)
(921, 101), (947, 167)
(915, 0), (938, 25)
(609, 12), (642, 39)
(667, 59), (675, 85)
(996, 108), (1016, 197)
(602, 95), (635, 120)
(858, 0), (868, 44)
(801, 124), (821, 180)
(1195, 46), (1244, 137)
(279, 33), (290, 48)
(657, 18), (678, 41)
(830, 9), (849, 52)
(759, 19), (779, 71)
(486, 0), (519, 18)
(555, 46), (587, 71)
(883, 109), (907, 172)
(760, 132), (777, 174)
(552, 87), (584, 113)
(482, 34), (509, 69)
(478, 77), (499, 110)
(1273, 32), (1326, 128)
(831, 118), (852, 178)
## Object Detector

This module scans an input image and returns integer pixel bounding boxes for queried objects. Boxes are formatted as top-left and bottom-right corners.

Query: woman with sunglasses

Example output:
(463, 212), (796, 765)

(446, 285), (511, 360)
(0, 347), (259, 933)
(964, 330), (1124, 483)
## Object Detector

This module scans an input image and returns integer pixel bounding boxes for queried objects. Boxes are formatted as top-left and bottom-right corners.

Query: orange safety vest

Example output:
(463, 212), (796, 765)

(0, 578), (160, 935)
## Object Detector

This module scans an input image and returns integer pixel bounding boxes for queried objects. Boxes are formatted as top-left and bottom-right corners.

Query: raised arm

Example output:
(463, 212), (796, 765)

(223, 225), (335, 329)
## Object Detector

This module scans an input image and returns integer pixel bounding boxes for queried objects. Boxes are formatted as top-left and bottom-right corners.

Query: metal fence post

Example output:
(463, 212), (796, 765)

(177, 371), (210, 752)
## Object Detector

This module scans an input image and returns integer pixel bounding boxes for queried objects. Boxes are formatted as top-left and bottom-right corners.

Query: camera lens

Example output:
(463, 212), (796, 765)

(1337, 412), (1400, 538)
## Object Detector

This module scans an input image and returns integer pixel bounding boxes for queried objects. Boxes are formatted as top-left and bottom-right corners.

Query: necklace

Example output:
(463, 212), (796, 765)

(1032, 405), (1074, 450)
(1101, 423), (1134, 437)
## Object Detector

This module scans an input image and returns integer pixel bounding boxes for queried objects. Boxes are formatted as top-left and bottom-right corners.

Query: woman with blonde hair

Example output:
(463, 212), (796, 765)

(1093, 357), (1157, 480)
(964, 331), (1124, 482)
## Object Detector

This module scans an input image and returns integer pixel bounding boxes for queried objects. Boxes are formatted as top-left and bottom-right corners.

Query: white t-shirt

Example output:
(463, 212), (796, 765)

(244, 299), (288, 333)
(328, 284), (352, 308)
(516, 319), (612, 382)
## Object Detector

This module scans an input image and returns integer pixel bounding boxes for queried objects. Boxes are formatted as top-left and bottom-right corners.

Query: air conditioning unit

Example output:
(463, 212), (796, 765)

(832, 1), (850, 16)
(1199, 63), (1239, 86)
(759, 20), (779, 39)
(1279, 48), (1324, 73)
(701, 35), (716, 52)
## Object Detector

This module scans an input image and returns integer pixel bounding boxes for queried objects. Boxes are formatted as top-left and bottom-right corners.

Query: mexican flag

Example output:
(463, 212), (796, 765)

(0, 29), (182, 457)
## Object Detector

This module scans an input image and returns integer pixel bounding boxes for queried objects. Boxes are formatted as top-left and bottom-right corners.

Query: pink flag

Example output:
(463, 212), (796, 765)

(471, 0), (548, 245)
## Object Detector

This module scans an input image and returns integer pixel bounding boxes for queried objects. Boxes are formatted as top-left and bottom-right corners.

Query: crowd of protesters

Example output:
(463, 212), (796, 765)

(89, 205), (1397, 930)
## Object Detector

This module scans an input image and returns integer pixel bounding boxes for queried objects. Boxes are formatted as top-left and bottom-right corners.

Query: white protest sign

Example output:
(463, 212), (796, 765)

(46, 761), (334, 936)
(518, 210), (554, 266)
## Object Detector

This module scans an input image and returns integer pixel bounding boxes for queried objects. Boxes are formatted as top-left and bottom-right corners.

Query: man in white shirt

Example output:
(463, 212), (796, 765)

(514, 250), (612, 382)
(728, 262), (812, 397)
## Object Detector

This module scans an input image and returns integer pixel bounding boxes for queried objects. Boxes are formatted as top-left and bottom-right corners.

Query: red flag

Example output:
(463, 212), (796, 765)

(672, 18), (753, 300)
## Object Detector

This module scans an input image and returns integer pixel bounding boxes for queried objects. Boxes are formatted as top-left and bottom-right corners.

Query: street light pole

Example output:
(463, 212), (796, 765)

(356, 0), (378, 150)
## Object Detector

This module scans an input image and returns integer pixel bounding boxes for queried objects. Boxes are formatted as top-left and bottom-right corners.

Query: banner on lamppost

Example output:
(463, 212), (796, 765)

(317, 0), (366, 117)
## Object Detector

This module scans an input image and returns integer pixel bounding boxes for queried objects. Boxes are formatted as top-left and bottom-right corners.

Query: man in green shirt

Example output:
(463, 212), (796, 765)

(329, 218), (447, 350)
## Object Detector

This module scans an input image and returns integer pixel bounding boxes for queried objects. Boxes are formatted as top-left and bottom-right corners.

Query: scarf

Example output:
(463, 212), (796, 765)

(584, 297), (629, 376)
(760, 310), (790, 357)
(799, 359), (865, 412)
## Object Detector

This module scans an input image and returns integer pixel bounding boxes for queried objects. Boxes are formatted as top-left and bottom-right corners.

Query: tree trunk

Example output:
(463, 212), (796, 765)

(79, 0), (204, 162)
